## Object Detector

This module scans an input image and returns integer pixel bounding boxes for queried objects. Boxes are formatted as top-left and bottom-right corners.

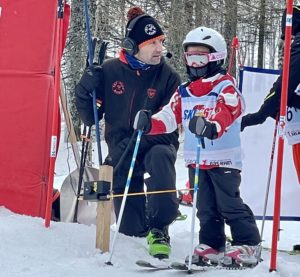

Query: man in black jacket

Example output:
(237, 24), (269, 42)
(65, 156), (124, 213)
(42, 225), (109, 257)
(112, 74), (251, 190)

(241, 6), (300, 181)
(75, 6), (181, 259)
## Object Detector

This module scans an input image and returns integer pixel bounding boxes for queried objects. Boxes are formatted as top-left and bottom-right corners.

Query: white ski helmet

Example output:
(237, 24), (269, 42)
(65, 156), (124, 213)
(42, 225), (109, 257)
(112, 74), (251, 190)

(182, 26), (227, 79)
(183, 26), (227, 61)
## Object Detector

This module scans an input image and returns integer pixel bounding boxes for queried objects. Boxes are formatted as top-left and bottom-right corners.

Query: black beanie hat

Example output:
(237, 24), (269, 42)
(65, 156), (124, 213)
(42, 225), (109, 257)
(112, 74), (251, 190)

(281, 6), (300, 39)
(125, 7), (165, 48)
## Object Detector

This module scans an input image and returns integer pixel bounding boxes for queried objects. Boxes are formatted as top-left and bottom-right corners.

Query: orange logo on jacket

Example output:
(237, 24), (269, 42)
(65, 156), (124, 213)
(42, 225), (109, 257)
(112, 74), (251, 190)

(112, 81), (125, 95)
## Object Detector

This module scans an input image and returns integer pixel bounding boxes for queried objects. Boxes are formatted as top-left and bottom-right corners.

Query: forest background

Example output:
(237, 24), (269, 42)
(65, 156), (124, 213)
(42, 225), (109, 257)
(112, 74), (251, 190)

(62, 0), (295, 142)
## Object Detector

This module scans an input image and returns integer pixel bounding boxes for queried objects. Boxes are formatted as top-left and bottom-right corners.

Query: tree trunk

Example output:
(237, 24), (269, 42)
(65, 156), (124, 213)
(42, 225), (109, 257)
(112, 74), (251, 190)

(257, 0), (266, 68)
(224, 0), (238, 76)
(63, 0), (86, 139)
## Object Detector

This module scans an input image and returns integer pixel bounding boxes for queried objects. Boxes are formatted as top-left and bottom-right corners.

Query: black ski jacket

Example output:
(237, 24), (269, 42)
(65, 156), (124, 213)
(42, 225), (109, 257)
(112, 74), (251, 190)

(75, 51), (181, 171)
(242, 33), (300, 130)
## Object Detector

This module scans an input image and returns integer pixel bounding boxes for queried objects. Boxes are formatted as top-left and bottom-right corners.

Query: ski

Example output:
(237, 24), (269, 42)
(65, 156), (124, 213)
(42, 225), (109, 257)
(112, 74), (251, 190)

(170, 259), (255, 272)
(136, 260), (208, 272)
(136, 260), (171, 270)
(263, 246), (300, 255)
(170, 261), (207, 272)
(136, 259), (255, 272)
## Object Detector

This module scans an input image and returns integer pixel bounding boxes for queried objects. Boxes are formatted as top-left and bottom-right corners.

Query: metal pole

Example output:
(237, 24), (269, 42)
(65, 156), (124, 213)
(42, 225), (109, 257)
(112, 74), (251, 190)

(187, 137), (202, 273)
(270, 0), (293, 271)
(44, 0), (64, 227)
(83, 0), (102, 165)
(106, 130), (143, 265)
(261, 118), (278, 240)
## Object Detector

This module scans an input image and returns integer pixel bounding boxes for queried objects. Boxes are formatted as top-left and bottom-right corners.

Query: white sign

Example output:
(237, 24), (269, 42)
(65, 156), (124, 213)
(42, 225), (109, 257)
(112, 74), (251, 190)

(240, 67), (300, 221)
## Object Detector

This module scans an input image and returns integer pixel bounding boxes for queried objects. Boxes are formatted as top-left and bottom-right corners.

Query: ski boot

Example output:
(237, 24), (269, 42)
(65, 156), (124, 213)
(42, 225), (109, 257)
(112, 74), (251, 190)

(185, 244), (224, 267)
(223, 244), (261, 268)
(147, 228), (171, 259)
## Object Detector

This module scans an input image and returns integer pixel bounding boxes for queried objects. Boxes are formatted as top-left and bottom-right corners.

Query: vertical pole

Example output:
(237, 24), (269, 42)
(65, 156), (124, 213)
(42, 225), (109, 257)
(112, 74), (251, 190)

(83, 0), (102, 165)
(228, 37), (239, 75)
(45, 0), (64, 227)
(96, 165), (113, 252)
(187, 137), (202, 273)
(106, 130), (143, 265)
(261, 118), (278, 240)
(269, 0), (293, 271)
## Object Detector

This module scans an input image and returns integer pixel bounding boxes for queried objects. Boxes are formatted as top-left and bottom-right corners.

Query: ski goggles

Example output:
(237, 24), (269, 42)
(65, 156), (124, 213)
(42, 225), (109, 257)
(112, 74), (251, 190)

(184, 51), (226, 68)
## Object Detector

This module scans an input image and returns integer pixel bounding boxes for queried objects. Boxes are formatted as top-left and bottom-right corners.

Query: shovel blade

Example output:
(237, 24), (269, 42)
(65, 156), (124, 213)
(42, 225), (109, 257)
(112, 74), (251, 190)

(60, 167), (99, 224)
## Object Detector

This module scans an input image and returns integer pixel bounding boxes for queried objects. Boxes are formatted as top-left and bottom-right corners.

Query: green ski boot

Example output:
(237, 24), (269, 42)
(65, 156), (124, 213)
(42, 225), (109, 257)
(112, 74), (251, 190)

(146, 228), (171, 259)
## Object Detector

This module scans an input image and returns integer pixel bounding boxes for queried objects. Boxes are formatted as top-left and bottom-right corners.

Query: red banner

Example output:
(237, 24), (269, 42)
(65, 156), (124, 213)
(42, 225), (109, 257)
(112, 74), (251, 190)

(0, 0), (69, 218)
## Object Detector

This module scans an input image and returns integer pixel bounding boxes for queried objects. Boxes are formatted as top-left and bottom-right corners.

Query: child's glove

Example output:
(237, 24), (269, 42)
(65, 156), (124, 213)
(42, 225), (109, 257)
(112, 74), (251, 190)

(189, 115), (218, 139)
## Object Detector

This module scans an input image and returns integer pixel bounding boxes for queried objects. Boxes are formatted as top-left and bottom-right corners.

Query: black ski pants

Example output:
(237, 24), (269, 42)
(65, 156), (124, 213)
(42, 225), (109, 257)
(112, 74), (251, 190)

(189, 167), (261, 251)
(113, 144), (179, 237)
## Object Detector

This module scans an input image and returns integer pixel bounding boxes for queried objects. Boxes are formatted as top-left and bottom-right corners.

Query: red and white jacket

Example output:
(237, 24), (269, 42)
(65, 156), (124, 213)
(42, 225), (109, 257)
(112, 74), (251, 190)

(149, 73), (245, 170)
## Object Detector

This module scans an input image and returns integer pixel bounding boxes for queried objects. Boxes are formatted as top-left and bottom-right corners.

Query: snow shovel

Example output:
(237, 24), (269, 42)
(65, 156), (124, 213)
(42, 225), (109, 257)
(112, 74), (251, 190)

(59, 83), (99, 224)
(60, 165), (99, 224)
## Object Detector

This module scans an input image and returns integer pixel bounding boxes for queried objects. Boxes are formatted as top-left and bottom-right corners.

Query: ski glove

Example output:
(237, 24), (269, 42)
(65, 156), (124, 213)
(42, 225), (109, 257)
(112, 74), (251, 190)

(133, 110), (152, 133)
(241, 115), (250, 132)
(188, 115), (218, 139)
(78, 64), (103, 97)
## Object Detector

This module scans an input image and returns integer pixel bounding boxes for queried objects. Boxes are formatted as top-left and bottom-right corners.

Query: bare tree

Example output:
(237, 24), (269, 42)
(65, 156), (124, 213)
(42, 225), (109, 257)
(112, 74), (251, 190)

(224, 0), (238, 74)
(62, 0), (86, 138)
(63, 0), (287, 142)
(257, 0), (266, 68)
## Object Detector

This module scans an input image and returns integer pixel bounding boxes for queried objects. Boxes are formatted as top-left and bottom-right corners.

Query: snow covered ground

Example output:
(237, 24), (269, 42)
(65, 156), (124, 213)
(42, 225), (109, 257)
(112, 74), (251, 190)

(1, 133), (300, 277)
(1, 204), (300, 277)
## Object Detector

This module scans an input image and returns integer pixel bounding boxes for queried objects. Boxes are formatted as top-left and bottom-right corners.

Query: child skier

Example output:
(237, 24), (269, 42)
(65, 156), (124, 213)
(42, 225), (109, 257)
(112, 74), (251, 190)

(134, 26), (261, 267)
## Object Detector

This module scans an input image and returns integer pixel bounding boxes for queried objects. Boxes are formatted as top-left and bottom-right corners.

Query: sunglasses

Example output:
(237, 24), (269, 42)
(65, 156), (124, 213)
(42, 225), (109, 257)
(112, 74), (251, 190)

(184, 51), (226, 68)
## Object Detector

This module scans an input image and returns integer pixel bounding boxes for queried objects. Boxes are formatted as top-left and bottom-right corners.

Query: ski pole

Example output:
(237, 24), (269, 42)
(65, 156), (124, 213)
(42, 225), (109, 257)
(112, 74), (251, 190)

(106, 130), (143, 265)
(113, 131), (136, 174)
(83, 0), (102, 165)
(187, 136), (202, 273)
(73, 39), (108, 221)
(260, 117), (278, 240)
(73, 127), (92, 222)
